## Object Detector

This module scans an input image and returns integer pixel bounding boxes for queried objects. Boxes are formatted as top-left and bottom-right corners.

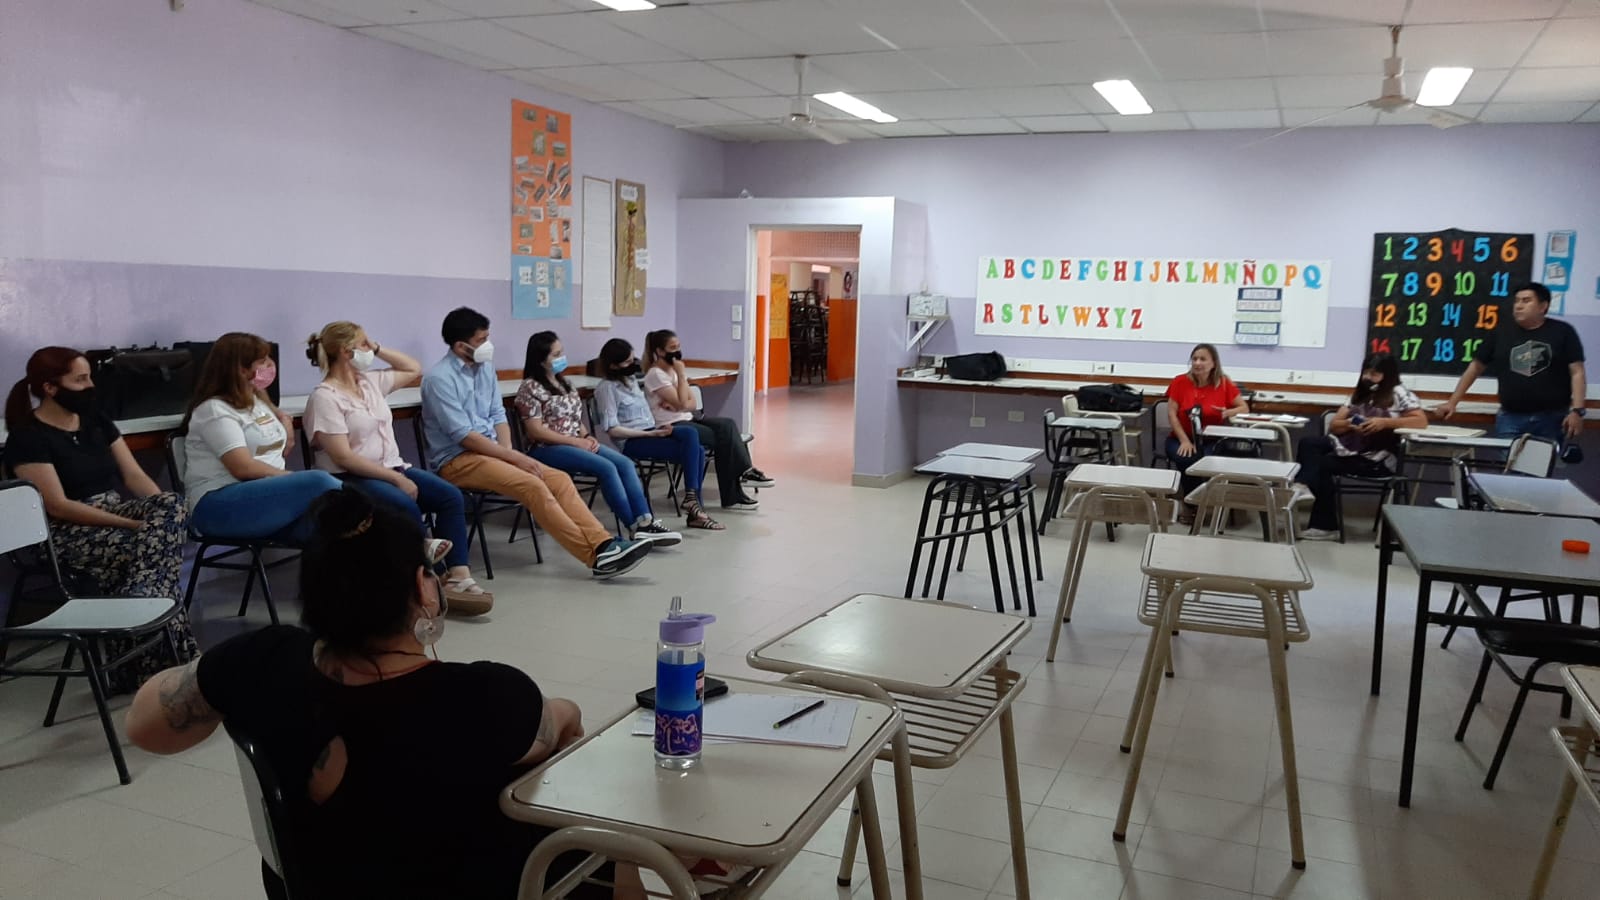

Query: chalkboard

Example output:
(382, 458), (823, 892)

(1366, 229), (1534, 376)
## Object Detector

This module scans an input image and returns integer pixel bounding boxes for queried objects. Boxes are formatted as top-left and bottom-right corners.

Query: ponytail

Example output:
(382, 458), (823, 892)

(6, 347), (87, 432)
(4, 379), (36, 432)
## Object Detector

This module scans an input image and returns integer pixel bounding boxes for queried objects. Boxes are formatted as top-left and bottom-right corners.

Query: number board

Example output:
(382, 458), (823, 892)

(1366, 229), (1534, 376)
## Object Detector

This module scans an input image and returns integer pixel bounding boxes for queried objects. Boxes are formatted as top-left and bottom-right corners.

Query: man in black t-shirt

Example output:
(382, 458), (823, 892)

(1441, 282), (1588, 444)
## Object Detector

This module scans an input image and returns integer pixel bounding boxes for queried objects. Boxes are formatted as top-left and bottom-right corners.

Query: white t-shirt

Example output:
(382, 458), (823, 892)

(303, 370), (403, 472)
(642, 366), (694, 426)
(182, 396), (287, 509)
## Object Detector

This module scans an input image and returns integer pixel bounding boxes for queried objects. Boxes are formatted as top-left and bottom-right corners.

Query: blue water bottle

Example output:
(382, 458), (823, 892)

(654, 596), (717, 770)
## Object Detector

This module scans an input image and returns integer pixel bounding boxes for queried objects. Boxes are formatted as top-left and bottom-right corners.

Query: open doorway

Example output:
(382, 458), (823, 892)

(750, 227), (860, 484)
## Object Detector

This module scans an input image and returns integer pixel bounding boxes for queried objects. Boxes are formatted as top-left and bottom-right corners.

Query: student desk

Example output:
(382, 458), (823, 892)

(746, 593), (1033, 900)
(1373, 506), (1600, 807)
(908, 454), (1039, 616)
(938, 443), (1045, 578)
(1529, 665), (1600, 899)
(500, 676), (899, 898)
(1186, 455), (1300, 483)
(1468, 473), (1600, 519)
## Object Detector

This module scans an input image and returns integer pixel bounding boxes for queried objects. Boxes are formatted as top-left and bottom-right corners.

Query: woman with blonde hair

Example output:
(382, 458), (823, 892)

(302, 321), (493, 615)
(1164, 342), (1252, 521)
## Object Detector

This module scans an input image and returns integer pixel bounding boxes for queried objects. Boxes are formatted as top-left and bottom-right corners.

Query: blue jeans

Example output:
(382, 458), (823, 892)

(337, 468), (469, 568)
(1495, 410), (1566, 443)
(530, 444), (651, 527)
(621, 424), (705, 495)
(191, 470), (343, 543)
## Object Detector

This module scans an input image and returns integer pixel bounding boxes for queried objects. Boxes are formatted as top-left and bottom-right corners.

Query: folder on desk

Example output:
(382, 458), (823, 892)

(631, 694), (857, 748)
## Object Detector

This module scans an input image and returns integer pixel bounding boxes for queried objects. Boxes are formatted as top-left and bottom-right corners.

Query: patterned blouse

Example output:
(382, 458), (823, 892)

(514, 377), (586, 444)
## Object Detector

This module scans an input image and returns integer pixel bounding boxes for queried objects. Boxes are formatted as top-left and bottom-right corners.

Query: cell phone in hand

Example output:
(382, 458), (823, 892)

(636, 677), (728, 710)
(1350, 414), (1367, 425)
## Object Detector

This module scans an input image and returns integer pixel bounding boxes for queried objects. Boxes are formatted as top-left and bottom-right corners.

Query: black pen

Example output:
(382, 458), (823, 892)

(773, 699), (825, 729)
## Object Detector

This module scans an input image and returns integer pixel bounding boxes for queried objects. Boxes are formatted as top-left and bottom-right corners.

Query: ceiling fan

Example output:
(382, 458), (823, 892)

(1254, 25), (1475, 144)
(775, 55), (856, 145)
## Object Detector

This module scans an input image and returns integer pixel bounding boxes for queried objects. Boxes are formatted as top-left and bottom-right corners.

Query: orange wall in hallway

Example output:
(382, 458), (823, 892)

(754, 294), (768, 391)
(827, 298), (857, 382)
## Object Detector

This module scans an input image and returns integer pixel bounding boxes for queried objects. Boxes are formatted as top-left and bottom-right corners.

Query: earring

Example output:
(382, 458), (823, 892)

(413, 575), (447, 647)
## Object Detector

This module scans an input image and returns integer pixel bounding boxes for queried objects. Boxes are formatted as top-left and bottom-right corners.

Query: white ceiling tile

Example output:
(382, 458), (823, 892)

(436, 0), (576, 15)
(1374, 103), (1484, 125)
(905, 46), (1047, 88)
(702, 0), (892, 55)
(705, 95), (795, 118)
(1259, 0), (1408, 30)
(1579, 102), (1600, 122)
(966, 0), (1127, 43)
(840, 0), (1001, 51)
(504, 67), (616, 101)
(1494, 66), (1600, 103)
(1112, 2), (1263, 36)
(1187, 109), (1284, 130)
(1267, 27), (1393, 76)
(1522, 16), (1600, 67)
(622, 61), (771, 96)
(249, 0), (374, 27)
(1018, 40), (1156, 83)
(606, 6), (786, 59)
(1476, 100), (1594, 122)
(1399, 22), (1545, 70)
(928, 117), (1027, 134)
(1453, 69), (1509, 104)
(626, 97), (755, 125)
(1012, 114), (1106, 132)
(1168, 78), (1279, 111)
(308, 0), (464, 24)
(1099, 111), (1193, 131)
(1562, 0), (1600, 15)
(966, 86), (1087, 117)
(862, 121), (955, 137)
(1273, 74), (1382, 107)
(398, 20), (590, 67)
(853, 89), (997, 120)
(1405, 0), (1567, 23)
(499, 13), (686, 63)
(1068, 82), (1178, 114)
(812, 52), (950, 92)
(706, 57), (851, 94)
(1281, 106), (1380, 127)
(533, 64), (691, 100)
(353, 25), (513, 69)
(1139, 33), (1274, 79)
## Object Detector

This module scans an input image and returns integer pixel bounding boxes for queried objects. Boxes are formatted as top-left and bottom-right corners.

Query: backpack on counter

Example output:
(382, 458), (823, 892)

(1077, 383), (1143, 413)
(944, 351), (1007, 381)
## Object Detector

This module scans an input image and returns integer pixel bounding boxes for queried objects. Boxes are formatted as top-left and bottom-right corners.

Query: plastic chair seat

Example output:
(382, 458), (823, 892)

(15, 597), (179, 634)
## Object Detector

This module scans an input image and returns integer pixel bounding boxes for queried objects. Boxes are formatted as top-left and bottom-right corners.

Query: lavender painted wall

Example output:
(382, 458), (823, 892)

(0, 0), (721, 384)
(674, 288), (744, 420)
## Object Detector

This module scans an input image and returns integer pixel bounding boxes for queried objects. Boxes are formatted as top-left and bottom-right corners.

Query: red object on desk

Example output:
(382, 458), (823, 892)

(1562, 539), (1591, 554)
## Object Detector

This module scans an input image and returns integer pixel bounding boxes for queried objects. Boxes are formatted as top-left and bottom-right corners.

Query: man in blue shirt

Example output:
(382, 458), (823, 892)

(422, 307), (650, 579)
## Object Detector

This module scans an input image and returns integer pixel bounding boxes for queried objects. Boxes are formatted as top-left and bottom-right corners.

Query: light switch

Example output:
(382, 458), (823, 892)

(731, 305), (742, 322)
(732, 324), (742, 341)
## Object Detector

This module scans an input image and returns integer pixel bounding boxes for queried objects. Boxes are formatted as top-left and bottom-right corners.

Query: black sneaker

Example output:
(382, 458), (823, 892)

(591, 538), (652, 579)
(721, 497), (760, 512)
(741, 468), (775, 488)
(635, 521), (682, 548)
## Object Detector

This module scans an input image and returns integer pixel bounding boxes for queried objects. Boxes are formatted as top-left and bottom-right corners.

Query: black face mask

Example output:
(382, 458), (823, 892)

(52, 385), (96, 415)
(615, 362), (640, 377)
(664, 350), (683, 363)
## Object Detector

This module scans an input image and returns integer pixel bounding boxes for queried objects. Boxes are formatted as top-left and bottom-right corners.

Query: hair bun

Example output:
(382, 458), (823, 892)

(305, 334), (323, 366)
(310, 487), (375, 542)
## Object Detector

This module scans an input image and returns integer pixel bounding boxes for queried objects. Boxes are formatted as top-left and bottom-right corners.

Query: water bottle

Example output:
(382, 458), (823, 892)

(654, 596), (717, 770)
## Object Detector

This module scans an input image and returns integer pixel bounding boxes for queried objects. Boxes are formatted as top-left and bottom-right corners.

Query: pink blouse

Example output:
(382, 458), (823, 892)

(304, 370), (405, 471)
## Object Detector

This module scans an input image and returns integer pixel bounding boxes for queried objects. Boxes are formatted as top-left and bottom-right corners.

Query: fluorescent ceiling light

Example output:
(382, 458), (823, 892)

(1093, 80), (1152, 116)
(1416, 67), (1473, 107)
(813, 92), (898, 124)
(591, 0), (655, 10)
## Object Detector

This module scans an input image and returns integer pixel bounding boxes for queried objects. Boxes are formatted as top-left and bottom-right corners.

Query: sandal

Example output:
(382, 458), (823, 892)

(684, 501), (725, 531)
(424, 539), (452, 567)
(444, 577), (494, 616)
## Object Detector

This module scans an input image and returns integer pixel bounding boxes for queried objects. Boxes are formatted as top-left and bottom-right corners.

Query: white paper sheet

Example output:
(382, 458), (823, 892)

(632, 694), (857, 749)
(580, 177), (613, 329)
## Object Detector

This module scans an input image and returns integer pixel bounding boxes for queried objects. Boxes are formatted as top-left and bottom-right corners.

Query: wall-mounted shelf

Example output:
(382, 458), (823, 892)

(907, 314), (948, 351)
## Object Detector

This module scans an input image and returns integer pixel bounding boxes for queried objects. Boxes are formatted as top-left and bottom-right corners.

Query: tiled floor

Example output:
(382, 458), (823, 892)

(2, 381), (1597, 899)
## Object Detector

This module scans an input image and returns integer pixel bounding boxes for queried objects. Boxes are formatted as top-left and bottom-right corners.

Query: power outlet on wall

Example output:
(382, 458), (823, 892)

(731, 324), (742, 341)
(1091, 362), (1114, 374)
(969, 416), (986, 428)
(1008, 410), (1025, 422)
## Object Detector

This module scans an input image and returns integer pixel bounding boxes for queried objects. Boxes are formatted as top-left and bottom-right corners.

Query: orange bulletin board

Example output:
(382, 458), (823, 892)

(511, 100), (573, 319)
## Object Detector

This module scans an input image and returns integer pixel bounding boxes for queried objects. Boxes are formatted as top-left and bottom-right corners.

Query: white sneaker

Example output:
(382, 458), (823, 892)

(1299, 527), (1339, 541)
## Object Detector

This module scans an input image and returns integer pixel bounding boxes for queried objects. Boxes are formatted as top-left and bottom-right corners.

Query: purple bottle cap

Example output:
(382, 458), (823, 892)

(660, 612), (716, 644)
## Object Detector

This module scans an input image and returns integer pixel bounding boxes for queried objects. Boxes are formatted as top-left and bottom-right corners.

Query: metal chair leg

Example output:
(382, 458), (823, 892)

(1484, 661), (1549, 790)
(42, 643), (75, 727)
(1455, 651), (1495, 742)
(82, 639), (132, 785)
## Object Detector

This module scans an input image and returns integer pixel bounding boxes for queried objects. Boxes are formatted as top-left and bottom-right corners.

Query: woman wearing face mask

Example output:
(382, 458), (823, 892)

(124, 488), (632, 900)
(515, 331), (681, 547)
(641, 329), (771, 511)
(303, 322), (494, 614)
(1164, 342), (1252, 520)
(3, 346), (198, 692)
(180, 332), (341, 543)
(594, 338), (723, 531)
(1294, 352), (1427, 541)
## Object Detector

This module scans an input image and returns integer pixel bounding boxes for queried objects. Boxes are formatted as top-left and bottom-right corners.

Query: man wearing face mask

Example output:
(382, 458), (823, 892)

(422, 307), (652, 580)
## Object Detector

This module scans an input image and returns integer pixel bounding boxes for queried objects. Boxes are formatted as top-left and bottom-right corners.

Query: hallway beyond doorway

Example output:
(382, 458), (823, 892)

(752, 381), (855, 485)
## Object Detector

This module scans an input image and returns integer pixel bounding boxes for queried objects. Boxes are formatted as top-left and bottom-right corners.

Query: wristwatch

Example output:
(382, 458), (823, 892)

(1571, 407), (1587, 418)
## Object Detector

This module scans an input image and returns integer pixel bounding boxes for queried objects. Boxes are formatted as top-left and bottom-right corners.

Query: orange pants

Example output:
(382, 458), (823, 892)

(438, 453), (614, 567)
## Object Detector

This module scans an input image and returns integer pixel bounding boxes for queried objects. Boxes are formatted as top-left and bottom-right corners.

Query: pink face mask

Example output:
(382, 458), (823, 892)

(251, 362), (277, 391)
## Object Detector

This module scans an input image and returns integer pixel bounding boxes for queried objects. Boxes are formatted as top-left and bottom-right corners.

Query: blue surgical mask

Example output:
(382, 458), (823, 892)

(550, 355), (568, 375)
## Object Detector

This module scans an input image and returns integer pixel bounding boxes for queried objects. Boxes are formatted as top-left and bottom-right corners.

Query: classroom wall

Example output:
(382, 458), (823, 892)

(0, 0), (722, 394)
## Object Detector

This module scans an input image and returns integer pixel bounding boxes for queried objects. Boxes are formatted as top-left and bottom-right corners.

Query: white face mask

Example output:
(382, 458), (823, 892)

(471, 340), (494, 365)
(350, 348), (376, 371)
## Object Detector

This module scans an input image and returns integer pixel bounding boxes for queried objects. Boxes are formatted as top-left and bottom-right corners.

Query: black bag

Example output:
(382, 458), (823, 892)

(945, 351), (1007, 381)
(1077, 383), (1143, 413)
(85, 346), (198, 420)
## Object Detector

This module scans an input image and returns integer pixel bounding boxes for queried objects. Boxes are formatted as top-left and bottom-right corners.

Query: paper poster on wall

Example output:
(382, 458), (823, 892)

(613, 180), (647, 316)
(1544, 230), (1575, 315)
(975, 255), (1330, 347)
(769, 273), (789, 340)
(511, 100), (573, 320)
(580, 177), (613, 329)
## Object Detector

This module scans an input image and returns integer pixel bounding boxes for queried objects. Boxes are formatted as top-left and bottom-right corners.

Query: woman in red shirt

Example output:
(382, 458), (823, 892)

(1165, 343), (1251, 514)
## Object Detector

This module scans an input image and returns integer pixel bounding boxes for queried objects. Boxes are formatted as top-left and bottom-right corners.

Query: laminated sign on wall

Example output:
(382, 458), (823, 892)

(974, 255), (1331, 348)
(510, 100), (574, 320)
(614, 180), (647, 317)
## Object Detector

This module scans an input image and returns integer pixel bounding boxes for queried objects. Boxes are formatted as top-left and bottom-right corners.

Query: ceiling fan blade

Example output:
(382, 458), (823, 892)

(1240, 102), (1370, 148)
(1424, 108), (1475, 129)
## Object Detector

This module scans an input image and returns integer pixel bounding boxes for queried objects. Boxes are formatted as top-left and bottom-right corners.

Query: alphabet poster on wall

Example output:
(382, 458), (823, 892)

(1366, 229), (1533, 376)
(974, 255), (1331, 347)
(511, 100), (573, 320)
(613, 180), (647, 317)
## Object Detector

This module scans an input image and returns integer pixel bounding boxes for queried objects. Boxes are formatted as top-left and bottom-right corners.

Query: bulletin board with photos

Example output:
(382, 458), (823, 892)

(1366, 228), (1534, 376)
